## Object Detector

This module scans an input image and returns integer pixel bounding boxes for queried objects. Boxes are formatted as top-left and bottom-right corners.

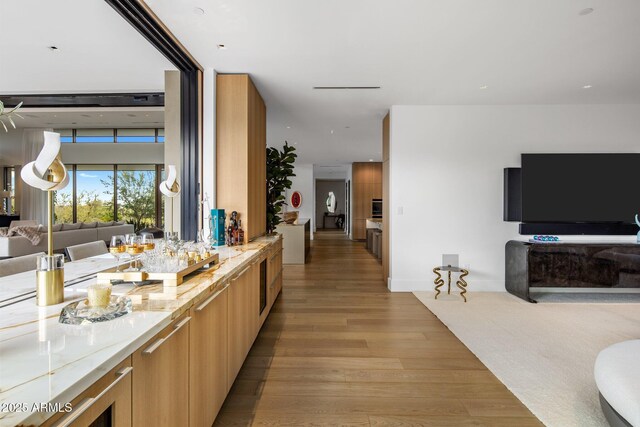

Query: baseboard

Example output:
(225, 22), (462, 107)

(389, 278), (506, 292)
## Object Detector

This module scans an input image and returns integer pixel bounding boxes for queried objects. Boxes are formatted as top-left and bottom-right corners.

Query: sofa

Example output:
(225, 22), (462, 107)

(0, 221), (135, 258)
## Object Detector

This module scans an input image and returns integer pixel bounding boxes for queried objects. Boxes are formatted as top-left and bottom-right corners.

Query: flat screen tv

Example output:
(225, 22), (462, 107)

(521, 153), (640, 224)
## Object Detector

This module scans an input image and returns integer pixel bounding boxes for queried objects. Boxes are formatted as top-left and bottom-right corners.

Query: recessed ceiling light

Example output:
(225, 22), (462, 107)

(193, 7), (205, 15)
(217, 44), (226, 50)
(286, 126), (291, 129)
(48, 46), (59, 51)
(479, 85), (489, 90)
(579, 8), (594, 16)
(99, 114), (104, 117)
(369, 159), (373, 162)
(583, 84), (593, 89)
(53, 115), (57, 118)
(330, 130), (334, 134)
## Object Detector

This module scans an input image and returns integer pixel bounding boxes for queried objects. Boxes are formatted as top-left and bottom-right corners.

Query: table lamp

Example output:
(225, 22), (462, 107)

(20, 131), (69, 306)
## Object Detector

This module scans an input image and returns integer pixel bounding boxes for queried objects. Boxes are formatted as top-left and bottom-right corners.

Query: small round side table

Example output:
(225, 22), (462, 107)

(432, 265), (469, 302)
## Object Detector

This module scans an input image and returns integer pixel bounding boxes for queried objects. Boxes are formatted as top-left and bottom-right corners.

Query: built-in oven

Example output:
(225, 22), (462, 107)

(371, 199), (383, 218)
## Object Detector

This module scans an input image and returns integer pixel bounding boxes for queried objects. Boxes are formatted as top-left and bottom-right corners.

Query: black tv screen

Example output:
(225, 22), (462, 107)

(521, 153), (640, 224)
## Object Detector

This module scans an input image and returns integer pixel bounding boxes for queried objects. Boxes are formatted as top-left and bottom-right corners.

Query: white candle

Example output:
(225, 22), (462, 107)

(87, 285), (112, 308)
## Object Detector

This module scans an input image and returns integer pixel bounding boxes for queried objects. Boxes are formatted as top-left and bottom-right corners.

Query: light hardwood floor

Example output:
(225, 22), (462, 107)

(214, 230), (542, 426)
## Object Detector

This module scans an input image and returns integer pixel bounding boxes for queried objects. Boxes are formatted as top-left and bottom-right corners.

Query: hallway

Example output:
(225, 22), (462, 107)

(215, 231), (541, 426)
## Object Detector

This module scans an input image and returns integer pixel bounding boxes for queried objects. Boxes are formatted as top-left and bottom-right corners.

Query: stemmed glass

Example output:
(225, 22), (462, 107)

(109, 235), (126, 272)
(140, 232), (155, 251)
(125, 235), (143, 271)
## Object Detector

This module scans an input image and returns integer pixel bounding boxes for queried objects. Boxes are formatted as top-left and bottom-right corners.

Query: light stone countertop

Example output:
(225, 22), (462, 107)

(0, 235), (280, 427)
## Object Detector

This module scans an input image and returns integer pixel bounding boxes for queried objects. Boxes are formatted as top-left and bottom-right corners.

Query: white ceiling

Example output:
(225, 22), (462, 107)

(146, 0), (640, 164)
(10, 108), (165, 129)
(0, 0), (174, 94)
(314, 165), (348, 180)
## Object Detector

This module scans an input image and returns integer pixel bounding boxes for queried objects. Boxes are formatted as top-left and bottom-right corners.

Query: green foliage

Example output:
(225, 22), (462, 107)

(266, 142), (297, 233)
(53, 192), (73, 223)
(103, 171), (156, 232)
(77, 190), (114, 223)
(53, 171), (156, 232)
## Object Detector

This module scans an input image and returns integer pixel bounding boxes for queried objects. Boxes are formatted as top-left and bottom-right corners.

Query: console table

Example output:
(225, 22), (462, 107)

(506, 240), (640, 303)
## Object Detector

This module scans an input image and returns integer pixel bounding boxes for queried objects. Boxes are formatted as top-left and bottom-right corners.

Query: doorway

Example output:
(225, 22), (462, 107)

(315, 179), (346, 230)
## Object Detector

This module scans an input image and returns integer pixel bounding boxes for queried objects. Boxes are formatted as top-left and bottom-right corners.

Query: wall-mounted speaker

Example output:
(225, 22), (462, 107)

(503, 168), (521, 222)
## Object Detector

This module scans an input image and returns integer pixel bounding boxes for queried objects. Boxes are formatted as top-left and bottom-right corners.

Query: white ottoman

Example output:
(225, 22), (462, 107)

(595, 340), (640, 427)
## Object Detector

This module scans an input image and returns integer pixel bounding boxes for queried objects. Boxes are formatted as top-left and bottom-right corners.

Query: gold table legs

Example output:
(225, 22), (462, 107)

(433, 267), (469, 302)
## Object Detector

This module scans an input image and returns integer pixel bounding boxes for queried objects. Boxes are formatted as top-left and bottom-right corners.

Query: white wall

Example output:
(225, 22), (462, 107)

(61, 143), (163, 164)
(389, 105), (640, 292)
(285, 163), (314, 239)
(202, 68), (216, 234)
(164, 70), (181, 234)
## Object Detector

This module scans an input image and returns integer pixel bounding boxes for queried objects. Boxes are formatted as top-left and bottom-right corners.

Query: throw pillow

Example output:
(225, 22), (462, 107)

(98, 221), (114, 227)
(61, 223), (82, 231)
(39, 224), (63, 233)
(80, 222), (98, 229)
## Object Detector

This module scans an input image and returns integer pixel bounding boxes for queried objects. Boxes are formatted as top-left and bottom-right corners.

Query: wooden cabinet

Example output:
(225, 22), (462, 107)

(216, 74), (267, 241)
(132, 314), (190, 427)
(189, 288), (228, 427)
(227, 263), (259, 388)
(42, 239), (283, 427)
(44, 358), (132, 427)
(352, 163), (383, 240)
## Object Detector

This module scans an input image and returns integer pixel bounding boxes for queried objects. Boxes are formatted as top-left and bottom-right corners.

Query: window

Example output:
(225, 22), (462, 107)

(53, 164), (163, 231)
(52, 128), (164, 143)
(57, 129), (73, 143)
(116, 165), (156, 230)
(117, 129), (156, 143)
(2, 167), (16, 214)
(53, 168), (73, 223)
(75, 129), (115, 143)
(75, 165), (114, 223)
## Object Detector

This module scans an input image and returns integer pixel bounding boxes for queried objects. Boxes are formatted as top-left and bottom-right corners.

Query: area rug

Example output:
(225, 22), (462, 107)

(413, 291), (640, 427)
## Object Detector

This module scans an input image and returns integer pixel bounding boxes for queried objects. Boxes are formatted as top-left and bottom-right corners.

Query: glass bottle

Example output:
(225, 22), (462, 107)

(237, 220), (245, 245)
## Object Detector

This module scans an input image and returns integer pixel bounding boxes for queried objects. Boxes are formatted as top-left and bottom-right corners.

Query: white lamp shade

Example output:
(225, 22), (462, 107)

(20, 131), (69, 191)
(159, 165), (180, 197)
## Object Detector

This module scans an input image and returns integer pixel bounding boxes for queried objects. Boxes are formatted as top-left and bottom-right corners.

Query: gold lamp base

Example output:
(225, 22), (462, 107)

(36, 254), (65, 306)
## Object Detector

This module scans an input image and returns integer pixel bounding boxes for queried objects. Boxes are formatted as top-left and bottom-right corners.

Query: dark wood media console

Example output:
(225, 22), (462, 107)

(505, 240), (640, 302)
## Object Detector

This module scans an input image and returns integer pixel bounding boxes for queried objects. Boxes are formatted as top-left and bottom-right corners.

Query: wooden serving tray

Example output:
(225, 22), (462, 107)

(97, 253), (220, 287)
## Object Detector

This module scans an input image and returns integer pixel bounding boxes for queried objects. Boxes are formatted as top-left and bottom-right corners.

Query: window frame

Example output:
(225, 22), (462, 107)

(54, 128), (165, 144)
(57, 163), (164, 228)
